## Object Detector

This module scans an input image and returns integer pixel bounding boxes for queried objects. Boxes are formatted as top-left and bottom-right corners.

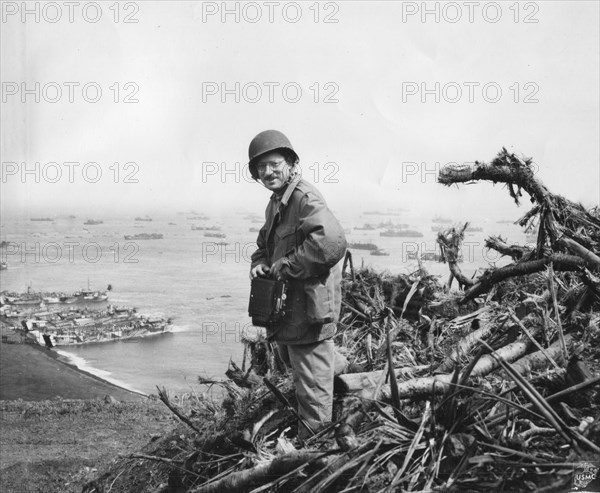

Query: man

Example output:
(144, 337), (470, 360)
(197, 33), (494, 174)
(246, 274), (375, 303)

(248, 129), (347, 440)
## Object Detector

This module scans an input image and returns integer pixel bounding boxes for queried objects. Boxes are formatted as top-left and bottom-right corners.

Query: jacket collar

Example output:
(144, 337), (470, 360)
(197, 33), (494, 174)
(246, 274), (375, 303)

(271, 175), (301, 209)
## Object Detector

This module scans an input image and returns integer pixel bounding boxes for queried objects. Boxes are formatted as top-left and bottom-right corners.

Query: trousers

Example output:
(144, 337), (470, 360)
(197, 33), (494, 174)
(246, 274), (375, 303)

(277, 338), (335, 440)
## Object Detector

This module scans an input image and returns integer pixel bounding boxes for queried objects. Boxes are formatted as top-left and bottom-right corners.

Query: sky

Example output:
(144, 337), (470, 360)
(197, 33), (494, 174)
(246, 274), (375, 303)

(1, 0), (599, 221)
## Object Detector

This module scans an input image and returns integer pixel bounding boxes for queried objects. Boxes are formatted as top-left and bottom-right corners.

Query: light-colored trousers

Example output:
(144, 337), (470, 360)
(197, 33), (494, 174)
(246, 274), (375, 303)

(277, 338), (335, 440)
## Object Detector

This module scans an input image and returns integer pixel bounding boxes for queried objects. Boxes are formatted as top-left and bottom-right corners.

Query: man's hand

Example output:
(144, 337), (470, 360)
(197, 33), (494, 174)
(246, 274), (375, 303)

(250, 264), (270, 280)
(270, 258), (289, 281)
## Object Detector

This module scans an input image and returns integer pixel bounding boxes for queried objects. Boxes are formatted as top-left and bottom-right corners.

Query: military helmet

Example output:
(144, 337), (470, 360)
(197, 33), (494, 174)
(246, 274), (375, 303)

(248, 130), (299, 180)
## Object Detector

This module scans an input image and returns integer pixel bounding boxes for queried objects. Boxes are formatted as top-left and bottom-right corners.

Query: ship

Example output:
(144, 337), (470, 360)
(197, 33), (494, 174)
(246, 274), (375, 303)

(420, 252), (439, 261)
(84, 219), (103, 225)
(407, 251), (463, 262)
(204, 232), (226, 238)
(465, 225), (483, 232)
(42, 295), (61, 303)
(135, 216), (153, 222)
(6, 295), (41, 306)
(30, 217), (53, 222)
(380, 229), (423, 238)
(59, 295), (79, 303)
(17, 306), (172, 347)
(432, 216), (452, 223)
(354, 224), (376, 230)
(2, 284), (111, 308)
(370, 249), (390, 256)
(376, 221), (410, 230)
(348, 242), (379, 251)
(192, 225), (221, 231)
(363, 210), (402, 217)
(1, 287), (41, 306)
(124, 233), (163, 240)
(78, 291), (109, 301)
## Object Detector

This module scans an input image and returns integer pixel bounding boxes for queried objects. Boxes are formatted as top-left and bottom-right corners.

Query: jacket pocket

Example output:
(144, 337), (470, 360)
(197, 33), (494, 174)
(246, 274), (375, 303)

(304, 275), (334, 324)
(274, 224), (297, 258)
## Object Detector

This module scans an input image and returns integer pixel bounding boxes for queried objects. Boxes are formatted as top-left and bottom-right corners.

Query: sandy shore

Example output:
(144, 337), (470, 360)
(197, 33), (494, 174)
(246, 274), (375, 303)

(0, 326), (146, 401)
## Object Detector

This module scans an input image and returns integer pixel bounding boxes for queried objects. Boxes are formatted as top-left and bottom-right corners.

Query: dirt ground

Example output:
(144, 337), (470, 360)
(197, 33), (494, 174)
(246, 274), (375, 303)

(0, 328), (176, 493)
(0, 398), (173, 493)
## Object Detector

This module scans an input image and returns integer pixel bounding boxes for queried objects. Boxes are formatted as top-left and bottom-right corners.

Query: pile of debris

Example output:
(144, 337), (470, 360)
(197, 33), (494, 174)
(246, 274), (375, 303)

(86, 149), (600, 493)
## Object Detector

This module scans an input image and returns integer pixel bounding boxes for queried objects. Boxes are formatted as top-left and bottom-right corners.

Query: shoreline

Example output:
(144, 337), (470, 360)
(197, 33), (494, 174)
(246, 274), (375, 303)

(52, 347), (149, 395)
(0, 325), (148, 401)
(44, 343), (149, 397)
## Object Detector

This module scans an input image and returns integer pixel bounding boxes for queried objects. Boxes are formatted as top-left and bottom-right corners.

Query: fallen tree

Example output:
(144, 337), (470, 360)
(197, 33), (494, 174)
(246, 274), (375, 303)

(438, 148), (600, 303)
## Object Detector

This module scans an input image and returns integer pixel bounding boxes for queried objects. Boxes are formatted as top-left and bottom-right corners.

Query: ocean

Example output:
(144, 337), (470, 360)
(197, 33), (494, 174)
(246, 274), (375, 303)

(0, 212), (526, 396)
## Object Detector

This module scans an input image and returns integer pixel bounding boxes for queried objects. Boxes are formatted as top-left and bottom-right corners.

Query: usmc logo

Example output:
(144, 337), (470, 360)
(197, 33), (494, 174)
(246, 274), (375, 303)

(573, 462), (599, 490)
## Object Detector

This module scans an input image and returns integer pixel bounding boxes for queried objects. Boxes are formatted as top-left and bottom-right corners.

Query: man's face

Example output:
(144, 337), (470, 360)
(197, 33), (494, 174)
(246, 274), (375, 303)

(256, 151), (292, 192)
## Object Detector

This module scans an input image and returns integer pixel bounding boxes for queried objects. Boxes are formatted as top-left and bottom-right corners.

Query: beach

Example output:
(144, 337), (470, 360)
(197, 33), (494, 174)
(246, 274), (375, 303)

(0, 325), (146, 402)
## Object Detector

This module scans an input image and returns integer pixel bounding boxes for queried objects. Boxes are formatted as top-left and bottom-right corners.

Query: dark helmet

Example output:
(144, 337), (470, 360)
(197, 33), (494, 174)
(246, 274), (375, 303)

(248, 130), (299, 180)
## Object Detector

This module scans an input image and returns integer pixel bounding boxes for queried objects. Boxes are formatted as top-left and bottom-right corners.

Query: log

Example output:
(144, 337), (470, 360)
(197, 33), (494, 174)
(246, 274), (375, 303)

(485, 236), (533, 261)
(558, 236), (600, 272)
(191, 450), (329, 493)
(508, 335), (573, 376)
(462, 254), (586, 302)
(340, 340), (531, 400)
(335, 365), (429, 394)
(438, 149), (550, 205)
(434, 320), (494, 374)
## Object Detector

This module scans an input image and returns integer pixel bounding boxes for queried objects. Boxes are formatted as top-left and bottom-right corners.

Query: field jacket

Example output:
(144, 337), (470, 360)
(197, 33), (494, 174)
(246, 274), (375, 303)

(250, 176), (347, 344)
